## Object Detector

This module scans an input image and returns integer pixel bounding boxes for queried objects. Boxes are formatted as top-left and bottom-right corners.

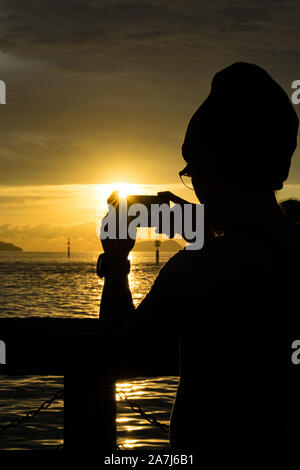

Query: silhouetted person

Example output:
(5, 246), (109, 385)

(280, 198), (300, 223)
(100, 62), (300, 450)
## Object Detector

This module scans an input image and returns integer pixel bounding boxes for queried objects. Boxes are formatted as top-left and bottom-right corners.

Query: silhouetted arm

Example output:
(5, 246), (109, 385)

(100, 262), (135, 327)
(98, 191), (212, 376)
(99, 248), (186, 329)
(99, 195), (136, 327)
(99, 248), (189, 377)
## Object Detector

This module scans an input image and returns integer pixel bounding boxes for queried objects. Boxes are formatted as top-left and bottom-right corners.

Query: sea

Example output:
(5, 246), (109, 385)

(0, 251), (179, 451)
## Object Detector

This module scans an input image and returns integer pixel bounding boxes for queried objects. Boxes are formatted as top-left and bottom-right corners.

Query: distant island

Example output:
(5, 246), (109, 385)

(0, 241), (23, 252)
(133, 239), (184, 252)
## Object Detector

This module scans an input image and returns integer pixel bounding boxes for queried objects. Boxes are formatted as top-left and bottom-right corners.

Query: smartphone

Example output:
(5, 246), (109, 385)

(126, 194), (169, 231)
(110, 194), (167, 233)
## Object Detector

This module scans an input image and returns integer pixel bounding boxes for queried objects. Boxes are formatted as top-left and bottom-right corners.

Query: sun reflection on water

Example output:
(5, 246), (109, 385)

(123, 439), (138, 449)
(116, 377), (179, 450)
(0, 252), (178, 451)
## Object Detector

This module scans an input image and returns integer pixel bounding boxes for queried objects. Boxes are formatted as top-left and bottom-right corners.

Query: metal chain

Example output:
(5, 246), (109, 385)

(0, 386), (167, 450)
(0, 389), (64, 434)
(117, 390), (169, 434)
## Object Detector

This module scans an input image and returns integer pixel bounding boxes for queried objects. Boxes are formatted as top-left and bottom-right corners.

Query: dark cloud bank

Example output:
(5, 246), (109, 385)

(0, 0), (300, 185)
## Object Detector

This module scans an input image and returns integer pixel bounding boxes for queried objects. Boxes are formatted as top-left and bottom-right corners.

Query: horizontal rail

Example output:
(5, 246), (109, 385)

(0, 317), (179, 451)
(0, 318), (179, 376)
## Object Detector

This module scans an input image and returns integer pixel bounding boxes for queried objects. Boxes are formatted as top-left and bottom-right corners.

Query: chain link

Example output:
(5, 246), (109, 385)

(0, 385), (168, 450)
(0, 389), (64, 435)
(117, 390), (169, 434)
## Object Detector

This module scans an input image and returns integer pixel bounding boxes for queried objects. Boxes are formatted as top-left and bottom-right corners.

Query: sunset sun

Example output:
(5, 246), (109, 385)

(114, 183), (141, 198)
(99, 182), (142, 202)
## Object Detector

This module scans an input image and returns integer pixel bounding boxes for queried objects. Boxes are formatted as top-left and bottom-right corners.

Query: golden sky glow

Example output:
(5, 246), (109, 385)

(0, 182), (198, 251)
(99, 183), (144, 201)
(1, 1), (300, 251)
(0, 182), (298, 251)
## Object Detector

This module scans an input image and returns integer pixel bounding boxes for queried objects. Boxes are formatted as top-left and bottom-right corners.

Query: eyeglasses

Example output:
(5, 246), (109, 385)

(179, 164), (193, 189)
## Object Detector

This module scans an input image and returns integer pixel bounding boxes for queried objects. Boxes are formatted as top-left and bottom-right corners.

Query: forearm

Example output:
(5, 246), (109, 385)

(100, 270), (140, 377)
(100, 272), (135, 326)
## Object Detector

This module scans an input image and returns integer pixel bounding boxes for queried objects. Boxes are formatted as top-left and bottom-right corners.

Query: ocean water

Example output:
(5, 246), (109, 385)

(0, 251), (179, 450)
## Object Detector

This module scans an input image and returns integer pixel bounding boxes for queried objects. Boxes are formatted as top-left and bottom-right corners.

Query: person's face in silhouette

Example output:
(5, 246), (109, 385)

(192, 174), (225, 226)
(182, 141), (224, 207)
(184, 149), (225, 208)
(192, 177), (218, 205)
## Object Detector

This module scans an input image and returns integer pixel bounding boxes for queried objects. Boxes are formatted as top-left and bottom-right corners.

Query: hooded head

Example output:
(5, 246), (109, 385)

(182, 62), (299, 190)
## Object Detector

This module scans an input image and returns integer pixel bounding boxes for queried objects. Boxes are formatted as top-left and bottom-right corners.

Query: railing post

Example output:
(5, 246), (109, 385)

(64, 373), (116, 451)
(64, 334), (116, 451)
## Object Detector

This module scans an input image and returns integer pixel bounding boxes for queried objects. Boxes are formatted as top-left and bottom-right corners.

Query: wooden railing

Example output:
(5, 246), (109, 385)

(0, 317), (179, 451)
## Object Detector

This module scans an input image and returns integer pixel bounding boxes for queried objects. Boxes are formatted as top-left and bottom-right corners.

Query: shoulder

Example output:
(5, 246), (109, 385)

(155, 236), (229, 283)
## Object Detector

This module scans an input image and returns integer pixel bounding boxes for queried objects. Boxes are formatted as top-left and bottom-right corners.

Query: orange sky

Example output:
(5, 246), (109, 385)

(0, 182), (298, 251)
(1, 1), (300, 250)
(0, 183), (197, 251)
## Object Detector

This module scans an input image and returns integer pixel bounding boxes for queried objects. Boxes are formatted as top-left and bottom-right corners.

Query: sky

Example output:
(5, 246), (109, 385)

(0, 0), (300, 250)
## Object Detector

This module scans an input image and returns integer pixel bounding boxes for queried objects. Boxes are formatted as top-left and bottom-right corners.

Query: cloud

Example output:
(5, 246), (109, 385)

(0, 221), (100, 251)
(0, 180), (299, 251)
(0, 0), (299, 188)
(0, 0), (299, 74)
(0, 182), (192, 225)
(0, 221), (95, 239)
